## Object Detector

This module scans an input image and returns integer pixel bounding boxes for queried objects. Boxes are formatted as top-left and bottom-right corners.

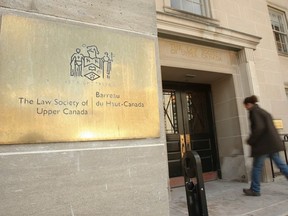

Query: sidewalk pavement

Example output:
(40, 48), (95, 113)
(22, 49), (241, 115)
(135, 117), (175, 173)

(169, 176), (288, 216)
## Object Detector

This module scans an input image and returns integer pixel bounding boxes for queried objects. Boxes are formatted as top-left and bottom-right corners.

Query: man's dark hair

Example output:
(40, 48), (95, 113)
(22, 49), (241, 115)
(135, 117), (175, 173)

(243, 95), (258, 104)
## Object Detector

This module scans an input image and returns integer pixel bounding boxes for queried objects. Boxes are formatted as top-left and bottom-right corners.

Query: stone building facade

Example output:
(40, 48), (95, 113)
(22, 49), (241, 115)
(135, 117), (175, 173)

(156, 0), (288, 185)
(0, 0), (288, 215)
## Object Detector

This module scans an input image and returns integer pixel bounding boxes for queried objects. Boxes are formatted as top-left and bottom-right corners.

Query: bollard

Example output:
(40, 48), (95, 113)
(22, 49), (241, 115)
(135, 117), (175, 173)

(182, 151), (209, 216)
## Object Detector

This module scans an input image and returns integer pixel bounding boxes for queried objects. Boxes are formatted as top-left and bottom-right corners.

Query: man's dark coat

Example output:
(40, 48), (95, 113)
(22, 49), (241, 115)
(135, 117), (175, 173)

(247, 104), (284, 157)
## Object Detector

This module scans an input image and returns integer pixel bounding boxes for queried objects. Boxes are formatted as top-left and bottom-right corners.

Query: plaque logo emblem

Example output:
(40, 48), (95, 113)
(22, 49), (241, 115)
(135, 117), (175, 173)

(70, 45), (113, 81)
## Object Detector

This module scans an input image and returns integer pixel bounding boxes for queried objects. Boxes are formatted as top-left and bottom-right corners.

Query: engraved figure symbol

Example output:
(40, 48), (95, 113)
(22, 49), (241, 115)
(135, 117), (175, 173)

(70, 48), (84, 77)
(101, 52), (112, 79)
(70, 45), (113, 81)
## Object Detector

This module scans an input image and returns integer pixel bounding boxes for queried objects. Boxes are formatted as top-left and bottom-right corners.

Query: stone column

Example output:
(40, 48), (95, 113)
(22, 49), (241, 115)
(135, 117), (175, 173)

(238, 47), (274, 182)
(0, 1), (170, 215)
(238, 47), (260, 97)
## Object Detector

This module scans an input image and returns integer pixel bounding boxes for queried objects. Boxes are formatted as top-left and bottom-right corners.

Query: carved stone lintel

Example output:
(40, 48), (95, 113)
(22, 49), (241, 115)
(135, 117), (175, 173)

(238, 48), (254, 64)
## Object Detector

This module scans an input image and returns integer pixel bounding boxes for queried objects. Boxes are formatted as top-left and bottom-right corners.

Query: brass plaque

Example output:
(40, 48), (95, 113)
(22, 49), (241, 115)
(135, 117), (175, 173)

(0, 15), (160, 144)
(273, 119), (283, 129)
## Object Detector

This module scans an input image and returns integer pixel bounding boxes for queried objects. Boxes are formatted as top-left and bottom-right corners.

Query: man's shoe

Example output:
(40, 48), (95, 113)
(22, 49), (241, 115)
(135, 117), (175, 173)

(243, 188), (261, 196)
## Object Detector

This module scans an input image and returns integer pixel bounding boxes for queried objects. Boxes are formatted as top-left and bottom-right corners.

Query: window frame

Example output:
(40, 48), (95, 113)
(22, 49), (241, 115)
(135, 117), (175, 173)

(165, 0), (212, 18)
(269, 7), (288, 55)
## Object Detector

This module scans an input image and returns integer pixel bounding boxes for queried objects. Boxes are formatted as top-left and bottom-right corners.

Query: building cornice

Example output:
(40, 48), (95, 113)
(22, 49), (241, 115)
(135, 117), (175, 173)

(157, 11), (262, 50)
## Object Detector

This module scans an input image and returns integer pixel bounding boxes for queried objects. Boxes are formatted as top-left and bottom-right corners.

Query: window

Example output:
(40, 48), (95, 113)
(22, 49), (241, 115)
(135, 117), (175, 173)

(269, 8), (288, 54)
(171, 0), (210, 17)
(163, 90), (178, 134)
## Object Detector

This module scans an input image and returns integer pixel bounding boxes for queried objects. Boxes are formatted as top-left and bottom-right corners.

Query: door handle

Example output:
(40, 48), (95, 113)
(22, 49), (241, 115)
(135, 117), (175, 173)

(180, 134), (186, 158)
(180, 134), (192, 157)
(185, 134), (191, 151)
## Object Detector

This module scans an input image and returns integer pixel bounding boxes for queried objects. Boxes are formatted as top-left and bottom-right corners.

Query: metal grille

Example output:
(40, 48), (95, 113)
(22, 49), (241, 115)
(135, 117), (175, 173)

(163, 90), (178, 134)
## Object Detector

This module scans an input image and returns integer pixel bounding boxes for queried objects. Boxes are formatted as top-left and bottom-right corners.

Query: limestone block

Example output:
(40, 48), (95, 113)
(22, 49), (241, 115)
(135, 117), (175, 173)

(0, 0), (157, 35)
(221, 155), (247, 181)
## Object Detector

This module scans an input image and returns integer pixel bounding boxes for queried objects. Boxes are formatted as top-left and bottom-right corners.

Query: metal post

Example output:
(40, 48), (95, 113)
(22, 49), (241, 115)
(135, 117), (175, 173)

(283, 135), (288, 164)
(182, 151), (209, 216)
(269, 155), (275, 181)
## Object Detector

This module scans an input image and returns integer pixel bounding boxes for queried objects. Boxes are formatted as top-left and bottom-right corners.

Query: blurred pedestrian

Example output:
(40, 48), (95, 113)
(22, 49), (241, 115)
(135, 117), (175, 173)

(243, 95), (288, 196)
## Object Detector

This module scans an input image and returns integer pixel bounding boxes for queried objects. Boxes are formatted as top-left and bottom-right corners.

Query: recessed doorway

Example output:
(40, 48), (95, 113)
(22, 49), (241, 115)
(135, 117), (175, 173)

(163, 81), (220, 187)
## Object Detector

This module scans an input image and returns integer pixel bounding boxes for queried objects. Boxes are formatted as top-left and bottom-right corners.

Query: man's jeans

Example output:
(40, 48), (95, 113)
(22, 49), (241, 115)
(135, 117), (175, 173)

(251, 152), (288, 193)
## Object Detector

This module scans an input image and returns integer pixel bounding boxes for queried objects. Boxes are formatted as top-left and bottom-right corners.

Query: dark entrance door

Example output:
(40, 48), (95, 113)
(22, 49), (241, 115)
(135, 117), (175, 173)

(163, 82), (219, 184)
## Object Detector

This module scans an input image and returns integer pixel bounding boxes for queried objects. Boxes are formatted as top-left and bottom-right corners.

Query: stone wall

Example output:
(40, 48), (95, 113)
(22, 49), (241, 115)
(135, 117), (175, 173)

(0, 0), (157, 35)
(0, 1), (170, 215)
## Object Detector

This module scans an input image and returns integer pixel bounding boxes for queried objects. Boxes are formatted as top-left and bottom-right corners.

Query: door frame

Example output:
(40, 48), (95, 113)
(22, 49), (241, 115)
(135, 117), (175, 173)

(163, 82), (221, 186)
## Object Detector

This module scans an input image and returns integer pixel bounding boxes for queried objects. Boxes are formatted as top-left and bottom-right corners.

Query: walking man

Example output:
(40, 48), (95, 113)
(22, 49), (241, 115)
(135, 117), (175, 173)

(243, 95), (288, 196)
